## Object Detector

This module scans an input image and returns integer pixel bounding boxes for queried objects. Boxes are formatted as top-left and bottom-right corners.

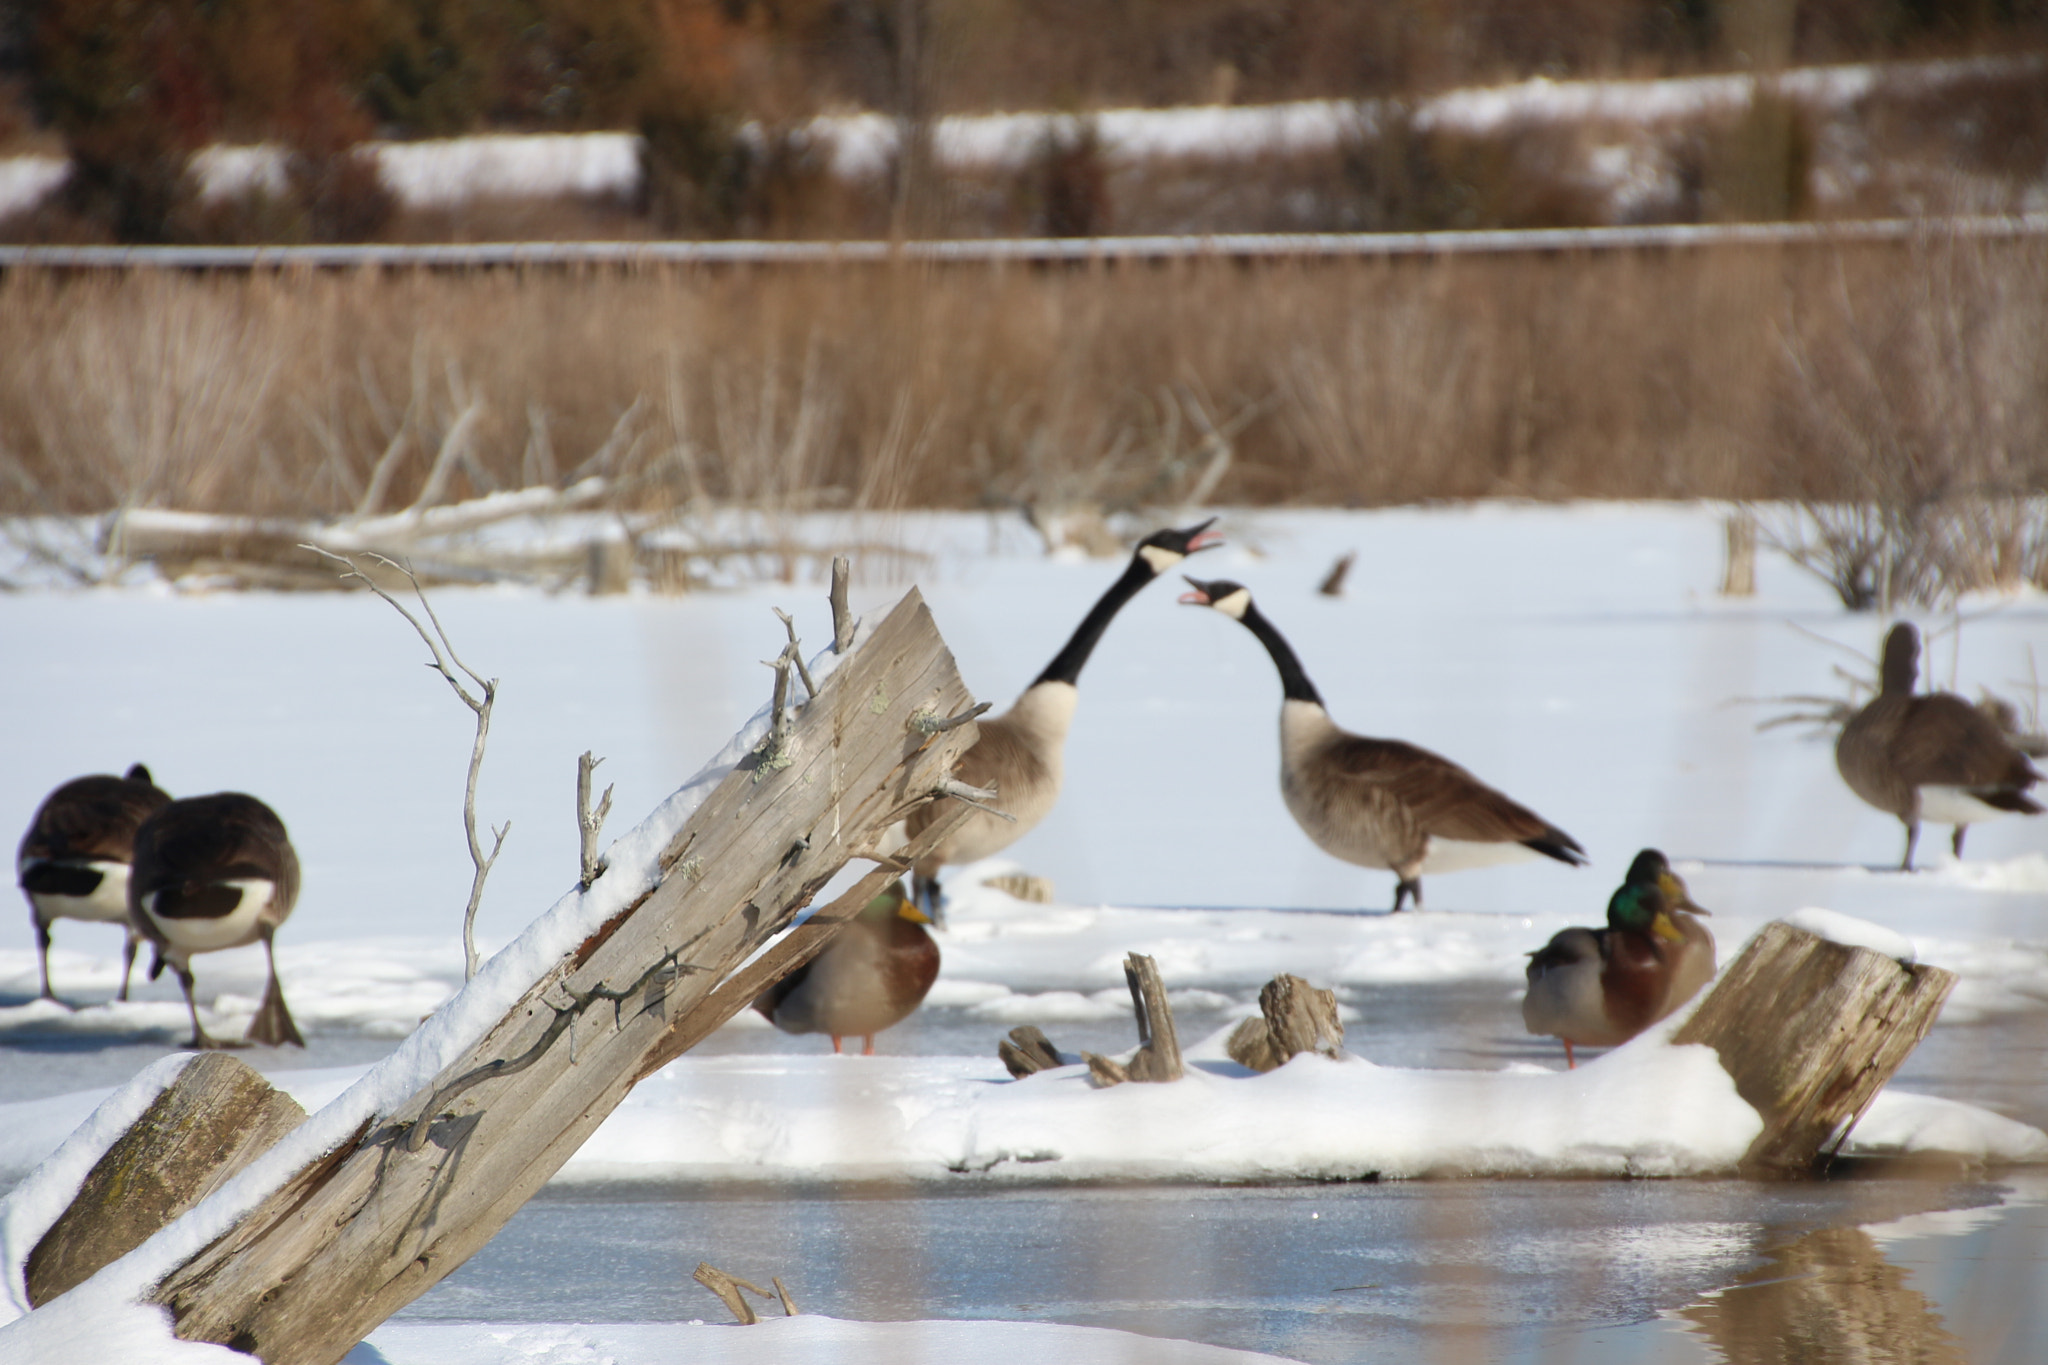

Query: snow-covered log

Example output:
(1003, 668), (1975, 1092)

(26, 1056), (304, 1309)
(1672, 919), (1957, 1176)
(141, 588), (982, 1364)
(102, 480), (611, 587)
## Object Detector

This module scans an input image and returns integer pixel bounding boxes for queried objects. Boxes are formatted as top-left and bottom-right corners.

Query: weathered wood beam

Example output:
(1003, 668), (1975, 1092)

(1672, 920), (1957, 1176)
(147, 588), (981, 1365)
(27, 1056), (305, 1308)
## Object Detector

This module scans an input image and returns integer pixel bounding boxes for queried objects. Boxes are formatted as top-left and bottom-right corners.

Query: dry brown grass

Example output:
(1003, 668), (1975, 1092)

(2, 235), (2045, 525)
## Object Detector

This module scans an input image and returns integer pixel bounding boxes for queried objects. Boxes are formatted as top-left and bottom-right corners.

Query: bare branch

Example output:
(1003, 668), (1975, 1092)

(937, 777), (1013, 820)
(310, 546), (505, 979)
(771, 1277), (799, 1317)
(405, 400), (485, 516)
(830, 555), (855, 652)
(910, 700), (991, 735)
(772, 608), (818, 701)
(693, 1264), (774, 1325)
(577, 752), (614, 889)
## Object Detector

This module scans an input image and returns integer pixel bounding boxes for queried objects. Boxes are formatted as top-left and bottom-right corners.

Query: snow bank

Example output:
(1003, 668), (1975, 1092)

(347, 1315), (1305, 1365)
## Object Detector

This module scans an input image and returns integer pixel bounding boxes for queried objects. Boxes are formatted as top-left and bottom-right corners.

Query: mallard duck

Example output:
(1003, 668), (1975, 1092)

(17, 763), (170, 1004)
(1836, 621), (2042, 870)
(1522, 849), (1712, 1068)
(753, 881), (939, 1055)
(129, 792), (304, 1049)
(906, 519), (1223, 916)
(1179, 577), (1584, 912)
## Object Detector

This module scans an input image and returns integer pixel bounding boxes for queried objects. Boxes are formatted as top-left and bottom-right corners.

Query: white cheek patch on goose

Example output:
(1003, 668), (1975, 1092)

(1138, 544), (1182, 574)
(142, 879), (276, 952)
(1212, 588), (1251, 620)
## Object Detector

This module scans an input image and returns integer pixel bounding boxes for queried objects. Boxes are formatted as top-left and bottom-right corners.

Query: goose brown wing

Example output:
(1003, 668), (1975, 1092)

(1892, 695), (2043, 795)
(1319, 735), (1575, 847)
(133, 796), (301, 911)
(906, 715), (1054, 838)
(22, 776), (169, 863)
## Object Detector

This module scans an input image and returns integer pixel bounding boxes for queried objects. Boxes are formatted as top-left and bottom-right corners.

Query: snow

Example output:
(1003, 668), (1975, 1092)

(0, 501), (2044, 1360)
(1783, 906), (1919, 962)
(3, 55), (2035, 217)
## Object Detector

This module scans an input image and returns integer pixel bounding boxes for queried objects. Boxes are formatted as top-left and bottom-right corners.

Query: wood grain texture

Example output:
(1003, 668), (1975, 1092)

(1671, 921), (1955, 1176)
(148, 588), (980, 1364)
(28, 1055), (304, 1307)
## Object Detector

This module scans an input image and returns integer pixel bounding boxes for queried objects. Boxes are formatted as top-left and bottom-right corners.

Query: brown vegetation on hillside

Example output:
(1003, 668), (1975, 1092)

(2, 235), (2043, 533)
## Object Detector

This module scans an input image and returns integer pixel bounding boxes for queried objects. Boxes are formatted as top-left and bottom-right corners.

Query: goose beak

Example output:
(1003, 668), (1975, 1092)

(1181, 518), (1224, 554)
(1179, 576), (1214, 606)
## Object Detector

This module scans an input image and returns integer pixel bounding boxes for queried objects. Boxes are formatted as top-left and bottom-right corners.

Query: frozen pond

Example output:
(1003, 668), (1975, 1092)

(393, 1175), (2040, 1363)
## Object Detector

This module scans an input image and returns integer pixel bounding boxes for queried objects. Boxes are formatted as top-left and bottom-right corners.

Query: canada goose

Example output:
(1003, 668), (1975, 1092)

(753, 881), (938, 1054)
(17, 763), (170, 1004)
(1837, 622), (2043, 871)
(906, 518), (1224, 914)
(129, 793), (304, 1049)
(1179, 577), (1584, 911)
(1522, 849), (1711, 1068)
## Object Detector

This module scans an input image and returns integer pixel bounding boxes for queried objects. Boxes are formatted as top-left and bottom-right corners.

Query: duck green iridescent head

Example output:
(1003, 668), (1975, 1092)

(1608, 850), (1696, 942)
(863, 880), (931, 925)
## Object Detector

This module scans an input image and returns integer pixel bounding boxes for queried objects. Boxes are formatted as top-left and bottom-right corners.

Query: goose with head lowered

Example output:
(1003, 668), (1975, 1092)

(129, 792), (305, 1049)
(1836, 621), (2042, 871)
(18, 763), (170, 1004)
(906, 518), (1223, 915)
(753, 880), (938, 1055)
(1179, 577), (1584, 911)
(1522, 849), (1712, 1068)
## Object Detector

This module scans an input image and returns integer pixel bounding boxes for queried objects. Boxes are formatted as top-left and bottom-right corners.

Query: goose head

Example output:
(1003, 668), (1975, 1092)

(1135, 518), (1224, 576)
(1880, 621), (1921, 695)
(1177, 576), (1253, 619)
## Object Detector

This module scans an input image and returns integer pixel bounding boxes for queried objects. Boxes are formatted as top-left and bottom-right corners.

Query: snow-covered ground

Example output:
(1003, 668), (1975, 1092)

(2, 54), (2038, 221)
(1, 503), (2044, 1361)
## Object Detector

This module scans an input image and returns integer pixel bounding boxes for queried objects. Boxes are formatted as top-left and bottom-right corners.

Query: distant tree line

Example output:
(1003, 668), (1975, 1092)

(1, 0), (2040, 241)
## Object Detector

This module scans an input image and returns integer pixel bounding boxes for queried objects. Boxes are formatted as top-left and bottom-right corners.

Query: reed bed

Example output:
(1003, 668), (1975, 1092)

(1, 235), (2044, 524)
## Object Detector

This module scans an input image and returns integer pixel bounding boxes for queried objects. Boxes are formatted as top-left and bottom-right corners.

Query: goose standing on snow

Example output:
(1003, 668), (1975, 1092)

(1836, 621), (2043, 870)
(906, 519), (1224, 914)
(1522, 849), (1712, 1068)
(1179, 578), (1584, 911)
(129, 792), (305, 1049)
(18, 764), (170, 1004)
(753, 881), (938, 1054)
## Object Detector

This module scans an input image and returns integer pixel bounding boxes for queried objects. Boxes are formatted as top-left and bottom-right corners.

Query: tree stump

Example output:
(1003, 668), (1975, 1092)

(1671, 920), (1956, 1176)
(1227, 974), (1345, 1072)
(1083, 952), (1183, 1086)
(27, 1055), (305, 1306)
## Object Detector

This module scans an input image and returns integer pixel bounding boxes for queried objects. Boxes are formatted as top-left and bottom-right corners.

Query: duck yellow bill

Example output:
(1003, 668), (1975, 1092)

(1652, 910), (1688, 944)
(897, 897), (933, 925)
(1658, 872), (1709, 916)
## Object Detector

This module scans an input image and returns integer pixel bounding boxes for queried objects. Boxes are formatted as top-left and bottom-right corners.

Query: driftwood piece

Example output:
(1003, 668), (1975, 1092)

(1317, 552), (1356, 597)
(145, 588), (981, 1365)
(1084, 953), (1183, 1087)
(1721, 509), (1758, 597)
(1226, 974), (1345, 1072)
(27, 1055), (304, 1307)
(999, 1025), (1066, 1079)
(1672, 920), (1957, 1177)
(693, 1263), (780, 1324)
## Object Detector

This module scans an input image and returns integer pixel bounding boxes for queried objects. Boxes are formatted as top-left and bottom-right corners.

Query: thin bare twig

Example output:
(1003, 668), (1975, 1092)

(772, 608), (818, 701)
(577, 751), (614, 889)
(830, 555), (855, 652)
(938, 777), (1013, 820)
(308, 546), (506, 979)
(910, 700), (992, 734)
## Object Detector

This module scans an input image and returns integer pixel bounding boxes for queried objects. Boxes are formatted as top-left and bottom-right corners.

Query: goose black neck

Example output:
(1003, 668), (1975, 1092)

(1032, 555), (1157, 687)
(1240, 603), (1323, 705)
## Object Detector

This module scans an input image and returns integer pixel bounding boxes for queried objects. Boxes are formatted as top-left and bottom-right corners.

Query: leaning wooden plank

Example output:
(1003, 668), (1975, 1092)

(148, 587), (980, 1365)
(1671, 920), (1957, 1177)
(26, 1055), (305, 1308)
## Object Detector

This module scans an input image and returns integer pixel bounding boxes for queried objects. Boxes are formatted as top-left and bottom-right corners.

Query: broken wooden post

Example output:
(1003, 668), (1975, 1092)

(1671, 920), (1956, 1177)
(1721, 508), (1757, 597)
(1083, 952), (1183, 1087)
(27, 1055), (304, 1307)
(1226, 974), (1345, 1072)
(142, 588), (983, 1365)
(998, 1025), (1066, 1079)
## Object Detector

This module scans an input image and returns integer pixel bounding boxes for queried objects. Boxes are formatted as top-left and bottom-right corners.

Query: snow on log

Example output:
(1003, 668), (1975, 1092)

(142, 587), (982, 1365)
(25, 1056), (305, 1309)
(1671, 919), (1957, 1176)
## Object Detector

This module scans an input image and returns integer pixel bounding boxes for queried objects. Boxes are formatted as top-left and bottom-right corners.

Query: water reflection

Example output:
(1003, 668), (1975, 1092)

(1683, 1225), (1965, 1365)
